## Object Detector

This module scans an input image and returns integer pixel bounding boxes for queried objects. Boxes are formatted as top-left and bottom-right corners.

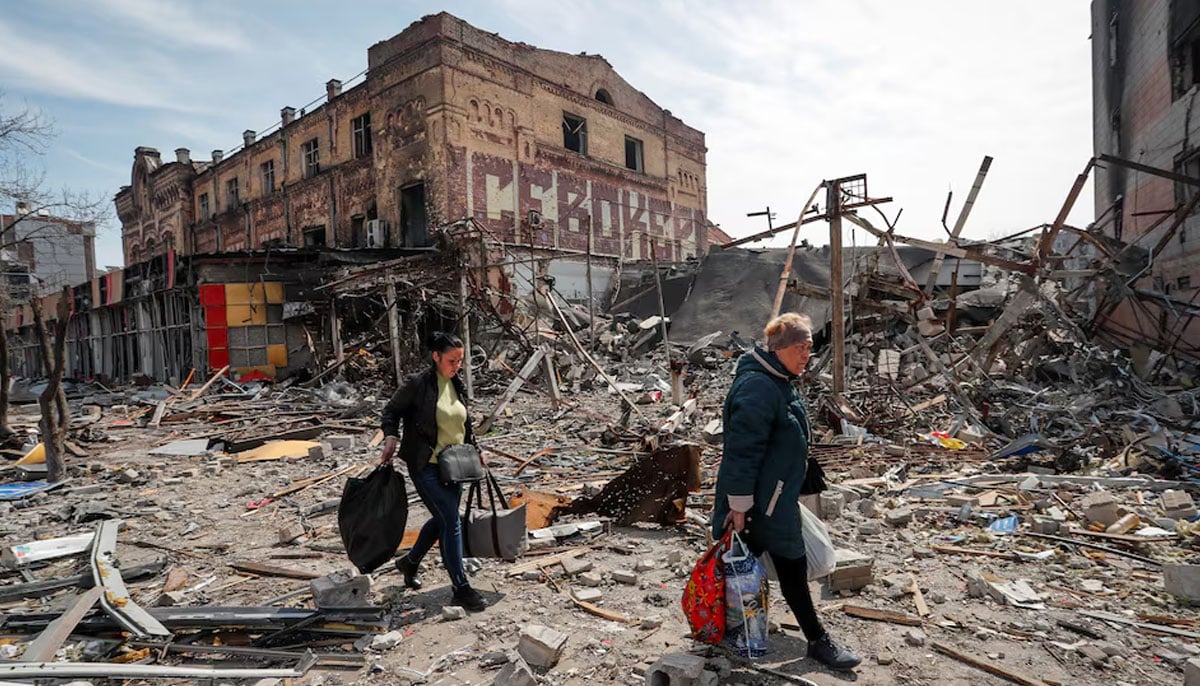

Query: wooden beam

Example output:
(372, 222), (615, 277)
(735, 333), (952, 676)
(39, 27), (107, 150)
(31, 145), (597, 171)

(229, 561), (322, 580)
(771, 182), (825, 317)
(186, 365), (229, 402)
(478, 348), (546, 434)
(19, 587), (103, 662)
(931, 641), (1051, 686)
(827, 180), (846, 393)
(842, 604), (924, 626)
(926, 156), (990, 295)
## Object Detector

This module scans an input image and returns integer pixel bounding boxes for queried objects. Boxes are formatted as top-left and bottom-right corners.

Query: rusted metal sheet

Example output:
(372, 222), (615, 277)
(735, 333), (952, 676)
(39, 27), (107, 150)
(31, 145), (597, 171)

(565, 444), (701, 526)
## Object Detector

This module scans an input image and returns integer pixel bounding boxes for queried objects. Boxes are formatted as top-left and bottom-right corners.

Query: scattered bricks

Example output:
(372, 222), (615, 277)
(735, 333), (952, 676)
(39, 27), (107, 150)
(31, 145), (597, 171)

(903, 628), (926, 647)
(494, 652), (537, 686)
(819, 491), (846, 520)
(635, 559), (657, 572)
(578, 572), (603, 587)
(561, 557), (593, 576)
(115, 469), (140, 484)
(517, 624), (568, 669)
(1106, 513), (1140, 534)
(884, 507), (912, 527)
(161, 477), (184, 486)
(857, 521), (882, 536)
(1185, 657), (1200, 686)
(520, 570), (543, 581)
(1081, 491), (1120, 527)
(1163, 490), (1199, 521)
(1030, 516), (1061, 535)
(326, 435), (356, 451)
(369, 630), (404, 651)
(277, 524), (306, 545)
(612, 569), (640, 585)
(644, 652), (713, 686)
(442, 606), (467, 621)
(310, 570), (371, 609)
(572, 587), (603, 603)
(155, 590), (186, 607)
(1164, 563), (1200, 602)
(307, 445), (325, 460)
(828, 548), (873, 592)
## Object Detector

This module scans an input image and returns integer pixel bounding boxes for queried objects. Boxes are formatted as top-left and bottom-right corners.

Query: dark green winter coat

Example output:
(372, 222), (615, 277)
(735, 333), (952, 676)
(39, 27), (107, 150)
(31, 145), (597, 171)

(712, 347), (811, 559)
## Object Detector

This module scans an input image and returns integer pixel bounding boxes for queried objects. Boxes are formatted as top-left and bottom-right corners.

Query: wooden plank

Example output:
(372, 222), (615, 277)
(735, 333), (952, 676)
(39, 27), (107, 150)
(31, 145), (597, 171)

(568, 595), (633, 623)
(229, 561), (321, 580)
(478, 348), (546, 434)
(272, 464), (360, 499)
(931, 641), (1051, 686)
(931, 544), (1019, 561)
(842, 604), (924, 626)
(1077, 609), (1200, 640)
(19, 586), (103, 662)
(506, 547), (591, 577)
(186, 365), (230, 402)
(1066, 527), (1177, 544)
(148, 401), (168, 428)
(908, 574), (930, 617)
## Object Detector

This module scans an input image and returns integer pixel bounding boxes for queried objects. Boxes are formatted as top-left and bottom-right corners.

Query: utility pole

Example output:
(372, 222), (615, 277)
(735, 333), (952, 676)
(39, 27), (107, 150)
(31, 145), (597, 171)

(827, 181), (846, 395)
(746, 206), (775, 234)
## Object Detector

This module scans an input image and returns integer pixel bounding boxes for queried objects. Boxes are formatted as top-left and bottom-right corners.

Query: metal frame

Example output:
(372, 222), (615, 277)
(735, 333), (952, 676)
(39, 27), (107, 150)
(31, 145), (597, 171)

(0, 650), (316, 679)
(90, 520), (171, 638)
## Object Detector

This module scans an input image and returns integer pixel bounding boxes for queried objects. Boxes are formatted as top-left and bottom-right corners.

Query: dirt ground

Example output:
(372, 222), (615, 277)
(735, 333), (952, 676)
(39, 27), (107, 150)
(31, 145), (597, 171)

(1, 361), (1197, 686)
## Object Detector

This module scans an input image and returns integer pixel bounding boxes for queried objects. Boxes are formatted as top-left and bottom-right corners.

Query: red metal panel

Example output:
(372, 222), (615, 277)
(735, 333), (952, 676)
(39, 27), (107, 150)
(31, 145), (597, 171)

(199, 284), (225, 307)
(205, 305), (226, 327)
(208, 348), (229, 370)
(206, 326), (228, 349)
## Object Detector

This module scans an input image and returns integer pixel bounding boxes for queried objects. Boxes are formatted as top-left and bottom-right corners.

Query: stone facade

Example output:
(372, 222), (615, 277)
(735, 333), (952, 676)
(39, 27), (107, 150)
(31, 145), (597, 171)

(115, 12), (708, 265)
(1091, 0), (1200, 351)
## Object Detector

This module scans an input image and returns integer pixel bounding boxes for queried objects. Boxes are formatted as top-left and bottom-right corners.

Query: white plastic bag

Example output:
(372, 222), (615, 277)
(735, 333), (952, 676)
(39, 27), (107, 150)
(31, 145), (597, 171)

(801, 504), (836, 580)
(722, 531), (769, 658)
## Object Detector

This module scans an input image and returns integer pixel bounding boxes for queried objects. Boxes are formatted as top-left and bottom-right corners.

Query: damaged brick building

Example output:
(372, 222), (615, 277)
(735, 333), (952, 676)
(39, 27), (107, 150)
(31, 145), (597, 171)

(116, 11), (709, 265)
(1091, 0), (1200, 353)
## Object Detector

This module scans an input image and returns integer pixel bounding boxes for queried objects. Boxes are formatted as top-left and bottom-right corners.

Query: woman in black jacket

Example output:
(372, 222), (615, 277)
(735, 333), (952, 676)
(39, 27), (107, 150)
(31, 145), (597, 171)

(379, 332), (485, 611)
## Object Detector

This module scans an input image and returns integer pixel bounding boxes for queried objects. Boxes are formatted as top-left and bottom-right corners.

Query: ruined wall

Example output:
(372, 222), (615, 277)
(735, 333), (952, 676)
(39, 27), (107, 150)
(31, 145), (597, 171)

(1091, 0), (1200, 354)
(116, 148), (192, 264)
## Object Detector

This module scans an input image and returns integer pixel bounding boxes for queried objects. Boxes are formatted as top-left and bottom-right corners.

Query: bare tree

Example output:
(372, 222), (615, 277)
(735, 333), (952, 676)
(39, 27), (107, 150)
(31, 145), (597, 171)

(30, 286), (70, 482)
(0, 94), (110, 437)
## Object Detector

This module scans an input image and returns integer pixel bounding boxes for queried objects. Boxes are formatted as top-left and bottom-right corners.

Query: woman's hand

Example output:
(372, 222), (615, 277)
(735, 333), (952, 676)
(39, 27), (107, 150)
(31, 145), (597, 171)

(379, 436), (398, 465)
(724, 510), (746, 533)
(479, 449), (490, 467)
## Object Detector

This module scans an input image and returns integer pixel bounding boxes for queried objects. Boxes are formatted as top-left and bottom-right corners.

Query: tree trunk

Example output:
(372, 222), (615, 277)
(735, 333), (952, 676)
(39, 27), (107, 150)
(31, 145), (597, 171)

(0, 301), (11, 438)
(30, 287), (70, 483)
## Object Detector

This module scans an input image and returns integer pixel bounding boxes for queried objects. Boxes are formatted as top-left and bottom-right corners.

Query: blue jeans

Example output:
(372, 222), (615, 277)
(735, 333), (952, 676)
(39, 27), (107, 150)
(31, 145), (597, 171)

(405, 465), (469, 590)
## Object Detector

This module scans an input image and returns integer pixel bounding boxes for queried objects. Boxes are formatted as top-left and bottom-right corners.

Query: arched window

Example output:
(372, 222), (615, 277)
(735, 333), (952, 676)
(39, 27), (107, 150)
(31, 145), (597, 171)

(595, 89), (614, 106)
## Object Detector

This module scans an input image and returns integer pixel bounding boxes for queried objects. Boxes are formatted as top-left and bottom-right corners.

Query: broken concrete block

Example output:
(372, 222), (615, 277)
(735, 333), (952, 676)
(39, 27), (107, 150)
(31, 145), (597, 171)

(1185, 657), (1200, 686)
(326, 435), (356, 450)
(1081, 491), (1120, 527)
(155, 590), (186, 606)
(903, 628), (926, 647)
(1106, 512), (1139, 534)
(1164, 563), (1200, 602)
(612, 569), (639, 585)
(884, 507), (912, 527)
(369, 629), (404, 651)
(857, 521), (881, 536)
(310, 570), (371, 609)
(307, 445), (325, 460)
(517, 624), (568, 669)
(858, 499), (879, 518)
(1163, 490), (1198, 521)
(644, 652), (708, 686)
(442, 606), (467, 621)
(666, 550), (683, 565)
(494, 652), (537, 686)
(1030, 516), (1060, 535)
(561, 557), (593, 576)
(819, 491), (845, 520)
(828, 548), (873, 592)
(1078, 644), (1109, 667)
(277, 524), (306, 545)
(115, 469), (140, 484)
(572, 586), (603, 603)
(634, 559), (657, 572)
(578, 571), (603, 587)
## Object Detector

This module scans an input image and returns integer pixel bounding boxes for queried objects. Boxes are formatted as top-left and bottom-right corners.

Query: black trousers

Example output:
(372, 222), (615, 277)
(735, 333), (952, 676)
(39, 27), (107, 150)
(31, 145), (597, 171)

(754, 546), (825, 641)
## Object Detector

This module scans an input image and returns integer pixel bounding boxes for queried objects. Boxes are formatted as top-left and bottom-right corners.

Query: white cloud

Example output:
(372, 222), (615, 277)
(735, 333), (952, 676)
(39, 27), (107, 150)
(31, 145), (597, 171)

(89, 0), (251, 52)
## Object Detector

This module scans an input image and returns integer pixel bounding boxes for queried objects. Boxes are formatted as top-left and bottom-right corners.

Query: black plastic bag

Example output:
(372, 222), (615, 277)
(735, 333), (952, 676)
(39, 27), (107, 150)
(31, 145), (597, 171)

(338, 465), (408, 573)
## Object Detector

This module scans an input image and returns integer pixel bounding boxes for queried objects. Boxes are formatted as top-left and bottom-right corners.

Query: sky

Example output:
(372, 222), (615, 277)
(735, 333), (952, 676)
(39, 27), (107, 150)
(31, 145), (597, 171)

(0, 1), (1095, 270)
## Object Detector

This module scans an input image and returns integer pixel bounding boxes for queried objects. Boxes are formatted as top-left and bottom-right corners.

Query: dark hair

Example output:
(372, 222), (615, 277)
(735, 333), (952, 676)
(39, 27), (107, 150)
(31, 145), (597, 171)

(429, 331), (464, 353)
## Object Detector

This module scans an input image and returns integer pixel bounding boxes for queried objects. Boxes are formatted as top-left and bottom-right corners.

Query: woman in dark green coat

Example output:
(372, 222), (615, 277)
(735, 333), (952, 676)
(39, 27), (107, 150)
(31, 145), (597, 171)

(712, 313), (861, 670)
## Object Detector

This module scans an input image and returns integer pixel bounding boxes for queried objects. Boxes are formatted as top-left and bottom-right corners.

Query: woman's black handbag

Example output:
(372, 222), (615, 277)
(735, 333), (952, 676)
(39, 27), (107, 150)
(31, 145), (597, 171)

(437, 444), (485, 483)
(799, 456), (828, 495)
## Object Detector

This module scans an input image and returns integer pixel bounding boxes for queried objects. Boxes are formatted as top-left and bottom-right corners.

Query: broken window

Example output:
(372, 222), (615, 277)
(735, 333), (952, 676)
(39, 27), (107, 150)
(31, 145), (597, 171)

(1170, 3), (1200, 98)
(198, 193), (209, 219)
(595, 88), (614, 106)
(352, 113), (372, 159)
(625, 136), (644, 173)
(562, 112), (587, 155)
(1180, 274), (1193, 290)
(225, 177), (239, 209)
(303, 225), (326, 247)
(400, 183), (428, 247)
(302, 138), (320, 178)
(260, 160), (276, 193)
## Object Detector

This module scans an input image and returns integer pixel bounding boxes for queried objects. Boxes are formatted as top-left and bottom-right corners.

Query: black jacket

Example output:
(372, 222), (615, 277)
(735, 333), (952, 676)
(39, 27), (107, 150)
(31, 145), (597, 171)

(380, 367), (477, 474)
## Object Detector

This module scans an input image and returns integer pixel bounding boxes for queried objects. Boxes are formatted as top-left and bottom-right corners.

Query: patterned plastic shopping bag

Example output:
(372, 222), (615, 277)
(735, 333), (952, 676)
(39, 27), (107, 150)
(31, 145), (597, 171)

(680, 529), (732, 644)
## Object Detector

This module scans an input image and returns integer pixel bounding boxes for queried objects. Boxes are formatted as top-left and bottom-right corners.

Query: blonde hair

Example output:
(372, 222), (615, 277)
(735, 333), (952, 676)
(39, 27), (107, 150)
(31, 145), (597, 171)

(763, 313), (812, 351)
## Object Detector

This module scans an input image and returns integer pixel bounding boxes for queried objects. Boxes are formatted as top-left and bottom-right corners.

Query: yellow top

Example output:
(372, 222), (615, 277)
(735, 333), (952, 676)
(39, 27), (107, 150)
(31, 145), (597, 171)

(429, 375), (467, 463)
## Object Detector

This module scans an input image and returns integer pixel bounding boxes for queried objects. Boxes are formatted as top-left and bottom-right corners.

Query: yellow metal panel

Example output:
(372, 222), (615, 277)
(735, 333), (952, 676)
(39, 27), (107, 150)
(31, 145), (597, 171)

(225, 283), (252, 305)
(267, 344), (288, 367)
(264, 282), (284, 304)
(226, 305), (267, 326)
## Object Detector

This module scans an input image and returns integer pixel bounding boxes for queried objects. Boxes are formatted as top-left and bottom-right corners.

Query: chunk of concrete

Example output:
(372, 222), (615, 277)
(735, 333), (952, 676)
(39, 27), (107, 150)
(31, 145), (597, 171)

(828, 548), (873, 592)
(494, 652), (537, 686)
(310, 570), (371, 609)
(1081, 491), (1120, 527)
(370, 629), (404, 651)
(572, 587), (603, 603)
(819, 491), (846, 520)
(1185, 657), (1200, 686)
(884, 507), (912, 527)
(1164, 490), (1198, 521)
(644, 652), (710, 686)
(1164, 563), (1200, 602)
(561, 557), (593, 575)
(326, 435), (356, 451)
(517, 624), (568, 669)
(442, 606), (467, 621)
(612, 569), (639, 585)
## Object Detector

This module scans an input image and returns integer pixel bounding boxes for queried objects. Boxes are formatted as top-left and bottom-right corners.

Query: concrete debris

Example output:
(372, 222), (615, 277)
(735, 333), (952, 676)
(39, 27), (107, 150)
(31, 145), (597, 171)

(517, 624), (568, 669)
(643, 653), (717, 686)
